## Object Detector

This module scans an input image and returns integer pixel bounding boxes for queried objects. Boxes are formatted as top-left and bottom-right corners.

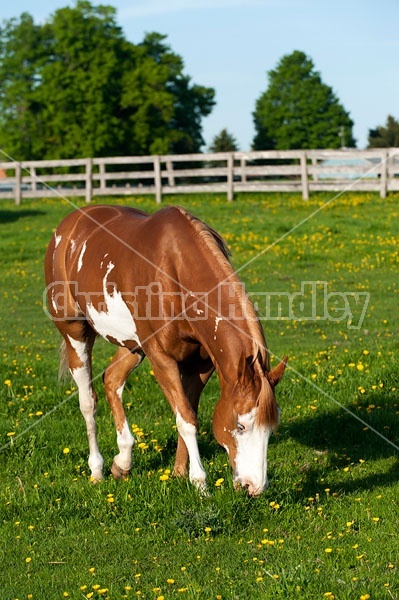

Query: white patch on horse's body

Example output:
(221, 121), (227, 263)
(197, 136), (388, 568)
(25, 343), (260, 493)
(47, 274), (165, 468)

(86, 261), (140, 347)
(52, 234), (63, 268)
(70, 364), (104, 480)
(213, 317), (222, 340)
(233, 407), (271, 495)
(51, 288), (58, 313)
(176, 410), (207, 492)
(114, 417), (134, 473)
(77, 241), (87, 273)
(100, 253), (109, 269)
(70, 239), (76, 254)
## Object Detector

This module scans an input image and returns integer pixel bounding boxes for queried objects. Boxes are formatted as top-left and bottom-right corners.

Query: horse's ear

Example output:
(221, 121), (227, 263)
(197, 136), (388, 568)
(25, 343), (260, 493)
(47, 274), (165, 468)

(267, 356), (288, 388)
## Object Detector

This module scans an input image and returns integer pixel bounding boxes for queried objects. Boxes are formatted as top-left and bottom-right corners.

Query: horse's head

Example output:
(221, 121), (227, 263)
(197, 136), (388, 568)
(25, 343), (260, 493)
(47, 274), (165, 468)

(213, 354), (287, 496)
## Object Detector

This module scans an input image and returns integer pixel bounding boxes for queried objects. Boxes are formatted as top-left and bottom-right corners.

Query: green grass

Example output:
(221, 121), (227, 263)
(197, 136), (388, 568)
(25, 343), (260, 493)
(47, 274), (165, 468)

(0, 191), (399, 600)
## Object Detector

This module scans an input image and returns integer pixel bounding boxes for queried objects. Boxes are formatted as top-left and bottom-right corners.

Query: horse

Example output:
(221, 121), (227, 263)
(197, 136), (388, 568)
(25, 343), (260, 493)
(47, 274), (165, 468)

(44, 204), (287, 495)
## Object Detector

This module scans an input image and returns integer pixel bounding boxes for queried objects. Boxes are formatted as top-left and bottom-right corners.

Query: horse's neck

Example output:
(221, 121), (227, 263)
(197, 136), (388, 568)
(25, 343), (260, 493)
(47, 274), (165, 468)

(193, 309), (259, 385)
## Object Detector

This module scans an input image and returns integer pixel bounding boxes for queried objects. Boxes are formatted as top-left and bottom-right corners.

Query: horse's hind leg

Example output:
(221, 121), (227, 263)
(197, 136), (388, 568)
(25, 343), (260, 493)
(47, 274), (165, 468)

(62, 328), (104, 481)
(103, 347), (144, 479)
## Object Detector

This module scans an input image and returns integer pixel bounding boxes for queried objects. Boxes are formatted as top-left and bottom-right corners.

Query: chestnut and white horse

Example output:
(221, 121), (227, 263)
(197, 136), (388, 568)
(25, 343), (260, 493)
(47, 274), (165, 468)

(44, 205), (287, 495)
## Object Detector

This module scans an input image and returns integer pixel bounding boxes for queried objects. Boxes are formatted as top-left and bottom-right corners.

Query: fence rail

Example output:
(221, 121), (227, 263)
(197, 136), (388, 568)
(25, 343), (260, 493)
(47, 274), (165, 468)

(0, 148), (398, 205)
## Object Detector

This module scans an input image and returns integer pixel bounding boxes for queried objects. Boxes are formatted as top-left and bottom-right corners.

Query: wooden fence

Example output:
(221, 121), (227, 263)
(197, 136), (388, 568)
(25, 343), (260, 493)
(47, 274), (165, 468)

(0, 148), (398, 205)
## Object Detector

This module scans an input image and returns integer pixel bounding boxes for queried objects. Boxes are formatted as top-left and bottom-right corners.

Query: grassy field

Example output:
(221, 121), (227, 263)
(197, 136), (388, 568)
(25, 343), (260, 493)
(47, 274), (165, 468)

(0, 191), (398, 600)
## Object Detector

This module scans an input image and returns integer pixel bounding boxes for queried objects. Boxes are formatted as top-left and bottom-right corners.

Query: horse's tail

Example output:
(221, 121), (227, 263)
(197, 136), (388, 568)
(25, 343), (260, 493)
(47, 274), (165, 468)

(58, 338), (70, 381)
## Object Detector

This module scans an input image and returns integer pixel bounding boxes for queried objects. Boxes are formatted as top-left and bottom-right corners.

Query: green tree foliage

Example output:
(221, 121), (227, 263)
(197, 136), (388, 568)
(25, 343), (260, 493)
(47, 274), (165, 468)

(0, 2), (215, 160)
(252, 50), (355, 150)
(209, 128), (239, 152)
(368, 115), (399, 148)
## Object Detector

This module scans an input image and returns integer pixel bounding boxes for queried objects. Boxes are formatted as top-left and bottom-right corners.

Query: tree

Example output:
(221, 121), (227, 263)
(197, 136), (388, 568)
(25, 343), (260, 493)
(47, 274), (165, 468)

(252, 50), (355, 150)
(209, 128), (239, 152)
(0, 2), (215, 160)
(368, 115), (399, 148)
(120, 32), (215, 155)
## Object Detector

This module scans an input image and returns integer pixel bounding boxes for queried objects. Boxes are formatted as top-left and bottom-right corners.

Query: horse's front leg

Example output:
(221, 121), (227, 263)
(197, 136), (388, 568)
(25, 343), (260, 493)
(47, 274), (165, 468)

(148, 347), (207, 493)
(103, 347), (144, 479)
(174, 357), (214, 479)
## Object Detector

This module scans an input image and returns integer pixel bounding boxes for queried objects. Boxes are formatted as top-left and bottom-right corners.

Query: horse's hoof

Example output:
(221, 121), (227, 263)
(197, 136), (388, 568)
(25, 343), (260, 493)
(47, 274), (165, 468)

(89, 473), (104, 484)
(173, 467), (188, 478)
(111, 461), (131, 480)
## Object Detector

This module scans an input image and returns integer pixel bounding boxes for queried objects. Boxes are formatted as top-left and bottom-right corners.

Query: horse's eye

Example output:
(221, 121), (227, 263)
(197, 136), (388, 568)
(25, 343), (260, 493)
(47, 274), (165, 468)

(237, 422), (245, 433)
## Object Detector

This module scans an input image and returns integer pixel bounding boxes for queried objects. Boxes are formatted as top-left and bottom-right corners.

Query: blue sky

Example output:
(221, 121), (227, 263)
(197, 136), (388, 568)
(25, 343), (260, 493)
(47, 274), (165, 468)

(2, 0), (398, 150)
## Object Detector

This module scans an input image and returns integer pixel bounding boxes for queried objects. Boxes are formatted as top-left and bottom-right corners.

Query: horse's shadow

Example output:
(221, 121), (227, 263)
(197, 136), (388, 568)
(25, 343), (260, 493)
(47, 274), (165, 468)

(0, 209), (46, 224)
(279, 389), (399, 496)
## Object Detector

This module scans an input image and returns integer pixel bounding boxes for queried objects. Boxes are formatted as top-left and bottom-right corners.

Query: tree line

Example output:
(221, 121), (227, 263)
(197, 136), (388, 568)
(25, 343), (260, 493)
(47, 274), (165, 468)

(0, 1), (397, 161)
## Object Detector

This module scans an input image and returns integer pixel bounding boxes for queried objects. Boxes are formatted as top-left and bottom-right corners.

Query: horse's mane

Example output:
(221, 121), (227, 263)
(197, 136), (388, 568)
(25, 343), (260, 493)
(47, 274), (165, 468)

(176, 207), (270, 374)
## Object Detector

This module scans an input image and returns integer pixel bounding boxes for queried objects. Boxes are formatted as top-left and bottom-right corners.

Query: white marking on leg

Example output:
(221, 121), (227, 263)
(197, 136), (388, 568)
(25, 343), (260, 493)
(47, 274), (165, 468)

(114, 418), (135, 473)
(71, 364), (104, 480)
(233, 407), (271, 495)
(176, 411), (207, 492)
(86, 261), (140, 346)
(77, 240), (87, 272)
(67, 335), (88, 364)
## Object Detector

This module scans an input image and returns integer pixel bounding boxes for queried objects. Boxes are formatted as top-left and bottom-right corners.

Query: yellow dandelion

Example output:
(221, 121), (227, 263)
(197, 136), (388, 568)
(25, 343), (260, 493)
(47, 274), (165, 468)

(63, 447), (70, 454)
(159, 474), (169, 481)
(215, 478), (224, 487)
(325, 548), (333, 553)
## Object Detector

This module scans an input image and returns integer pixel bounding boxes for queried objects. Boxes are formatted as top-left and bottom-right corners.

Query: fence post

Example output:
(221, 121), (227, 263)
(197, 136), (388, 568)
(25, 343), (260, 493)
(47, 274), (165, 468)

(14, 163), (22, 206)
(99, 162), (106, 194)
(30, 167), (37, 192)
(166, 160), (175, 187)
(240, 157), (247, 183)
(154, 155), (162, 204)
(300, 151), (309, 200)
(227, 153), (234, 202)
(85, 158), (92, 203)
(380, 150), (388, 199)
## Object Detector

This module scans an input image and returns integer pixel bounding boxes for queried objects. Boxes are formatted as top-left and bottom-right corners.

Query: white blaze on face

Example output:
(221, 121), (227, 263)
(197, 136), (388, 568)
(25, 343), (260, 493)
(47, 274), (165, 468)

(86, 261), (140, 346)
(233, 407), (271, 495)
